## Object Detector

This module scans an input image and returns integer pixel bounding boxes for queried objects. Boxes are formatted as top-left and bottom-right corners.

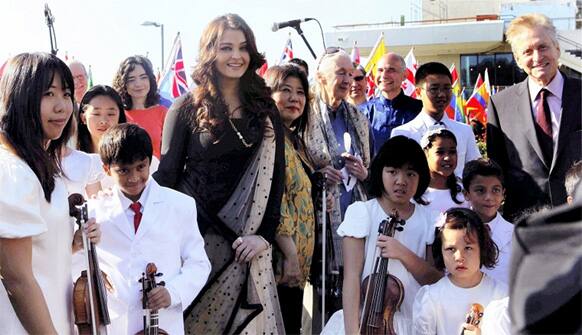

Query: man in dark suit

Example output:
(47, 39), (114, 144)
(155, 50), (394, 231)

(487, 13), (582, 221)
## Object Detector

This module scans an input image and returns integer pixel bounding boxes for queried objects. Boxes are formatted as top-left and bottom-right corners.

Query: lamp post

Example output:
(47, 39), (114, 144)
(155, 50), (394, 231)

(141, 21), (164, 70)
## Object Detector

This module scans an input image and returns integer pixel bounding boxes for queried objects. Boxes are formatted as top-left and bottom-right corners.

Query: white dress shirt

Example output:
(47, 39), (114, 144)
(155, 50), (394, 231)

(528, 71), (564, 145)
(392, 111), (482, 177)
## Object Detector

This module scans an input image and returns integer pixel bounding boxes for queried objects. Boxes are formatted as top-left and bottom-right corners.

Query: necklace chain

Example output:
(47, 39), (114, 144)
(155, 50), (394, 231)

(227, 105), (253, 148)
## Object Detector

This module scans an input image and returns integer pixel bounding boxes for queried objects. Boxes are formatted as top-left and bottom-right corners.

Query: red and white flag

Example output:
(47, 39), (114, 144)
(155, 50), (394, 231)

(158, 33), (189, 108)
(401, 47), (418, 98)
(278, 38), (293, 64)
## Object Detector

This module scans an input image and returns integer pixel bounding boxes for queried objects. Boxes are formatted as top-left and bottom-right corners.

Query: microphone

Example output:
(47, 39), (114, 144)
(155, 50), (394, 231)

(271, 18), (314, 32)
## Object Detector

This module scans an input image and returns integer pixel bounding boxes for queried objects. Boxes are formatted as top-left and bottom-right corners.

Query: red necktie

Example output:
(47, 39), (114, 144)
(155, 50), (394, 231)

(536, 89), (552, 138)
(130, 202), (142, 233)
(535, 88), (553, 164)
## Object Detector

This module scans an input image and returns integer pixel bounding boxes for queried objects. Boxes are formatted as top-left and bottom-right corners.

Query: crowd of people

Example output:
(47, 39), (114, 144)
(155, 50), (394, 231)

(0, 11), (580, 335)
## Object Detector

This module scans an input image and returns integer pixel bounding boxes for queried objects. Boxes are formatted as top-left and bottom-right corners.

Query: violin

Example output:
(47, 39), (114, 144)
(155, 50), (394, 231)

(69, 194), (111, 335)
(359, 210), (406, 335)
(136, 263), (168, 335)
(460, 303), (484, 335)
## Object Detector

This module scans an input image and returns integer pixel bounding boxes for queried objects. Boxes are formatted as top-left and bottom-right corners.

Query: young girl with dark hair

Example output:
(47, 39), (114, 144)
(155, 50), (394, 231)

(0, 52), (100, 334)
(413, 207), (506, 335)
(112, 55), (167, 159)
(323, 136), (442, 335)
(421, 127), (468, 213)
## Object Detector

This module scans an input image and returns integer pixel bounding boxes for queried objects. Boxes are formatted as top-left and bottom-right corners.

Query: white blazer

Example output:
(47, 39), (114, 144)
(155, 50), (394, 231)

(392, 112), (481, 177)
(89, 179), (211, 335)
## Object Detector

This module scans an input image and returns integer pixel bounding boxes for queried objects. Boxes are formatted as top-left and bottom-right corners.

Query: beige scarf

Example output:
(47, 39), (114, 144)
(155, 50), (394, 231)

(305, 95), (370, 265)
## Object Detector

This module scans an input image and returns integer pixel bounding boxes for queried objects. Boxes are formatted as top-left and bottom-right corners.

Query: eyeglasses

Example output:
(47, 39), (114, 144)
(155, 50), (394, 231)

(354, 75), (365, 82)
(423, 86), (453, 96)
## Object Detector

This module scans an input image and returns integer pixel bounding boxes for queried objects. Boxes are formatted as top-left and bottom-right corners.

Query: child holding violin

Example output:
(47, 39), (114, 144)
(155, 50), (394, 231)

(88, 124), (211, 334)
(412, 207), (508, 335)
(323, 136), (443, 334)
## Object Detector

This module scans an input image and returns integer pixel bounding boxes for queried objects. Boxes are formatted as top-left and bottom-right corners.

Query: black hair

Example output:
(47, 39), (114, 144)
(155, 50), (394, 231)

(112, 55), (160, 110)
(565, 160), (582, 197)
(0, 52), (75, 201)
(415, 62), (452, 87)
(77, 85), (127, 153)
(462, 158), (505, 191)
(99, 123), (152, 166)
(432, 207), (499, 271)
(288, 58), (309, 76)
(368, 136), (430, 204)
(423, 129), (463, 204)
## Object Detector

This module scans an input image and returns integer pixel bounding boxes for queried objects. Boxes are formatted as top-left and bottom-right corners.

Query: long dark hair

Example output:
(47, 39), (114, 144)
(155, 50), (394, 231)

(77, 85), (127, 153)
(112, 55), (160, 110)
(0, 52), (75, 201)
(181, 13), (274, 142)
(423, 129), (463, 204)
(264, 64), (312, 163)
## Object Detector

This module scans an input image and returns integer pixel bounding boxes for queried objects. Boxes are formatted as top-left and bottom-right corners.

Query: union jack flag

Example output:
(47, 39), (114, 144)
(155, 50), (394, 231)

(158, 33), (189, 108)
(278, 38), (293, 64)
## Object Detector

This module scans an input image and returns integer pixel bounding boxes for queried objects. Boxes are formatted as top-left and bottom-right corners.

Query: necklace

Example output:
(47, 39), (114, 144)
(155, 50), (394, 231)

(227, 105), (253, 148)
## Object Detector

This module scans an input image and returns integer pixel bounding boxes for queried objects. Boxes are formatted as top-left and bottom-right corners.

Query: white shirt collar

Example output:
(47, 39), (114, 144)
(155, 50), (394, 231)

(117, 177), (152, 210)
(419, 111), (451, 129)
(528, 71), (564, 102)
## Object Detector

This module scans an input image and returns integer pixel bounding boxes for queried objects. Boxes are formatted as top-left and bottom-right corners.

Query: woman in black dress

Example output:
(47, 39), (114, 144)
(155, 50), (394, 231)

(153, 13), (285, 334)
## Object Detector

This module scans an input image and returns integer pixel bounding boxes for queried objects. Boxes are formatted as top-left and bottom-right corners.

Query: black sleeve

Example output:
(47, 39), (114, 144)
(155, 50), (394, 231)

(152, 95), (190, 188)
(256, 111), (285, 244)
(486, 97), (509, 171)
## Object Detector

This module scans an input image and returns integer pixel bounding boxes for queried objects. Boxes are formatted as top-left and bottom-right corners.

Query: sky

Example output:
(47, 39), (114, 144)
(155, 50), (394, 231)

(1, 0), (412, 85)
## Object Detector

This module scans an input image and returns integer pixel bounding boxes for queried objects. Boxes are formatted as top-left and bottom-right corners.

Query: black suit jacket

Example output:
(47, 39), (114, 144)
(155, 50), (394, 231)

(487, 73), (582, 220)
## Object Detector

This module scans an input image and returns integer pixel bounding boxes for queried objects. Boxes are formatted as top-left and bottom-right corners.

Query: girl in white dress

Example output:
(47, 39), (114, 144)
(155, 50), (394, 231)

(0, 53), (100, 334)
(413, 207), (507, 335)
(324, 136), (443, 335)
(421, 127), (468, 214)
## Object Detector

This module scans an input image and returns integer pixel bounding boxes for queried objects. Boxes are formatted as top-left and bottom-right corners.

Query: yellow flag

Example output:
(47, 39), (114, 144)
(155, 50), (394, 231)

(364, 33), (386, 77)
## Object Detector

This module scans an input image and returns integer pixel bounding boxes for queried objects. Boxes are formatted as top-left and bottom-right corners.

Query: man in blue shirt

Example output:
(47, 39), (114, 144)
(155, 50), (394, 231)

(364, 52), (422, 154)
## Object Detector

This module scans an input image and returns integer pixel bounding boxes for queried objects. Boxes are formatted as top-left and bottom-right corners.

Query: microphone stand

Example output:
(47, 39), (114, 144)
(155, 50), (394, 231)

(292, 25), (317, 60)
(44, 4), (58, 56)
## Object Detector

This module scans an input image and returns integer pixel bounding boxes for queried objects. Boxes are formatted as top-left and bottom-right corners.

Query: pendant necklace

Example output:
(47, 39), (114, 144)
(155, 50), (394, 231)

(227, 105), (253, 148)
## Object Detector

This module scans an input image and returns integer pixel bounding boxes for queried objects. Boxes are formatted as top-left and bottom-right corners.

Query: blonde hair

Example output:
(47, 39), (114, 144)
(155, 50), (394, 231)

(506, 14), (559, 51)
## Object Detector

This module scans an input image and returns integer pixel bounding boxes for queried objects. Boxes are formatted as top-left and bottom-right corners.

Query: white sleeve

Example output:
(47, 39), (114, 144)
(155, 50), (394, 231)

(423, 208), (438, 246)
(412, 285), (438, 335)
(0, 162), (47, 238)
(164, 198), (211, 309)
(337, 201), (370, 238)
(481, 297), (511, 335)
(391, 126), (408, 139)
(88, 153), (105, 184)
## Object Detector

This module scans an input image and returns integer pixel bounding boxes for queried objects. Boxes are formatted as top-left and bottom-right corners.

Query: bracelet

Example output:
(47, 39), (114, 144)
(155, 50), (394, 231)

(257, 235), (270, 249)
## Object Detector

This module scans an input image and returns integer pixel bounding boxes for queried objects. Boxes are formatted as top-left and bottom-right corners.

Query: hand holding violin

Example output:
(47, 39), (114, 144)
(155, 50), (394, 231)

(72, 219), (101, 253)
(376, 234), (407, 260)
(145, 287), (171, 310)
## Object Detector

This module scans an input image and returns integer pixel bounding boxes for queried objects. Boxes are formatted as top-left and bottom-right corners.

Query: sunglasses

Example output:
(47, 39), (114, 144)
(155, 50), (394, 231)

(354, 75), (365, 82)
(317, 46), (346, 70)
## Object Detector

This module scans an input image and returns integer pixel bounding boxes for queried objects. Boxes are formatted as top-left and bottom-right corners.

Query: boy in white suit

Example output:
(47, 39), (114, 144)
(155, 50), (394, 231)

(462, 158), (514, 286)
(90, 124), (211, 334)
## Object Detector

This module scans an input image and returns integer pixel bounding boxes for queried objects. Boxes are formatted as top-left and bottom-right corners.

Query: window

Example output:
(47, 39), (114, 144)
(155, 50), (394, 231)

(460, 53), (526, 98)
